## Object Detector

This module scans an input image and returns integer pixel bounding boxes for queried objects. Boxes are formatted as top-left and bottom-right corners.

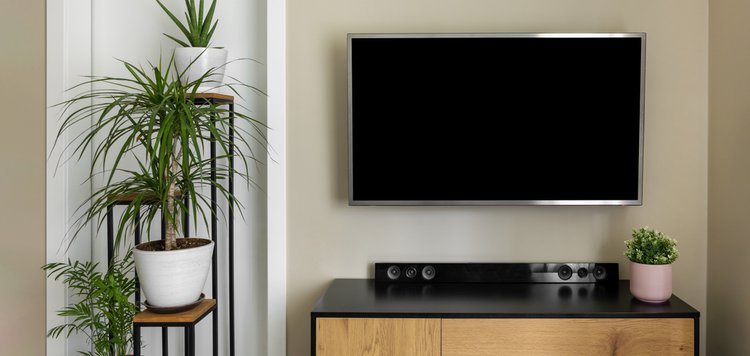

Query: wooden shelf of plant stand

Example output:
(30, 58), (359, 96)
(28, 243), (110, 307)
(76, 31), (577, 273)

(189, 92), (234, 103)
(106, 93), (237, 356)
(132, 299), (217, 356)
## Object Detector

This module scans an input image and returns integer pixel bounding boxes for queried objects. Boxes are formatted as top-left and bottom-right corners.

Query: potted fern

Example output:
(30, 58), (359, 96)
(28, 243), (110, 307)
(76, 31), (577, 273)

(54, 55), (263, 310)
(156, 0), (227, 92)
(624, 226), (679, 303)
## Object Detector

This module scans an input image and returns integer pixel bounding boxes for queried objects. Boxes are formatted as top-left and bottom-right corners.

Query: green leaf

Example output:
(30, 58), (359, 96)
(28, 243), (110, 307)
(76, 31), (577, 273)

(164, 33), (190, 48)
(157, 0), (218, 47)
(156, 0), (193, 46)
(44, 252), (138, 355)
(624, 226), (679, 264)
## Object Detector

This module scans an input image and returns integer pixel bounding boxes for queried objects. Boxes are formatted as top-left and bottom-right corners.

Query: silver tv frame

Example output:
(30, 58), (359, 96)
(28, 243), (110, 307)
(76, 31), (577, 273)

(347, 32), (646, 206)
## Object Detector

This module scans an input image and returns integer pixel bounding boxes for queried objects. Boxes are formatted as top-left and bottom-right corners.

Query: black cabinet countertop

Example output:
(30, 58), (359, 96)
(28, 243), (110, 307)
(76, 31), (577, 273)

(311, 279), (700, 319)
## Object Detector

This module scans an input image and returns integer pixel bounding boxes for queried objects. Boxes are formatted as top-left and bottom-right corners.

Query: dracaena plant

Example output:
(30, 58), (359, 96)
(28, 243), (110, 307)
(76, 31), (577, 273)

(53, 53), (265, 251)
(157, 0), (218, 47)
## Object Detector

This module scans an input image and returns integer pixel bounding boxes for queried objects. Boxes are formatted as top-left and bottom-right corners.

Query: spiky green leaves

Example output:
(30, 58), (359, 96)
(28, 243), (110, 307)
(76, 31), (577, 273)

(156, 0), (218, 47)
(52, 54), (266, 249)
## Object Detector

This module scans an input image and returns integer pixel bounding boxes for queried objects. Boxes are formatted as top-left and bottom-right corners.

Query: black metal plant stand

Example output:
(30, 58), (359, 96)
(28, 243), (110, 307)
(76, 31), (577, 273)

(106, 93), (236, 356)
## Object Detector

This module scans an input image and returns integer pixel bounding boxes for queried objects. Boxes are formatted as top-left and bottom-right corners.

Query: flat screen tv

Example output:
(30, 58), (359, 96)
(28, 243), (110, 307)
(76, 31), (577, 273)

(348, 33), (646, 206)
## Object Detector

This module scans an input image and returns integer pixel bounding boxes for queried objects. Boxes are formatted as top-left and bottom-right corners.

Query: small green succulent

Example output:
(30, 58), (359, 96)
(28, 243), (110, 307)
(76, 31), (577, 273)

(156, 0), (218, 47)
(624, 226), (679, 265)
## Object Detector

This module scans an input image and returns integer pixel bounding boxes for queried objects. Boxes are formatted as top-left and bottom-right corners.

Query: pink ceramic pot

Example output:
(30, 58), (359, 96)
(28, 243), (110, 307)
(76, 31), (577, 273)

(630, 262), (672, 303)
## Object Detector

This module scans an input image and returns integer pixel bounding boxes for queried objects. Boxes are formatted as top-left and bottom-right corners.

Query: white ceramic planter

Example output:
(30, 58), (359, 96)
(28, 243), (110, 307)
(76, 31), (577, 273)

(174, 47), (228, 92)
(630, 262), (672, 303)
(133, 238), (214, 308)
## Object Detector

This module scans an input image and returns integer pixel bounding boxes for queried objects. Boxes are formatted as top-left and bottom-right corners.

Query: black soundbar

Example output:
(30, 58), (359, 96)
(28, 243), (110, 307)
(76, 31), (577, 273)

(375, 263), (619, 284)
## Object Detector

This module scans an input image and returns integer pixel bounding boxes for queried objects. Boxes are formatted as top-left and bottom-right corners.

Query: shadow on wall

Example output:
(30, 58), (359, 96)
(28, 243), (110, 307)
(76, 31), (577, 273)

(330, 37), (349, 203)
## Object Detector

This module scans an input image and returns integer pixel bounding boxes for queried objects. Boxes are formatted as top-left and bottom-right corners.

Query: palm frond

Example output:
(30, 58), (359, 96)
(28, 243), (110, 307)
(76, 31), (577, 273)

(43, 252), (138, 356)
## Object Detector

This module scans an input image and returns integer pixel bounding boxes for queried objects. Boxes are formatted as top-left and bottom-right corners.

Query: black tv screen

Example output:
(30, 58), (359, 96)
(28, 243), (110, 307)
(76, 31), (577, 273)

(348, 33), (645, 205)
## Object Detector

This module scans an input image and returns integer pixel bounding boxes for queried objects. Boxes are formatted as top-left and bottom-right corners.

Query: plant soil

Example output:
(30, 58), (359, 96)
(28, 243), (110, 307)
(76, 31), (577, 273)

(136, 238), (211, 251)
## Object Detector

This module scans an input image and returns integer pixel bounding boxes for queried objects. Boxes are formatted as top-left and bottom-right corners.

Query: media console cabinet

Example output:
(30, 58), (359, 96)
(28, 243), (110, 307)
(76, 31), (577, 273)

(311, 279), (699, 355)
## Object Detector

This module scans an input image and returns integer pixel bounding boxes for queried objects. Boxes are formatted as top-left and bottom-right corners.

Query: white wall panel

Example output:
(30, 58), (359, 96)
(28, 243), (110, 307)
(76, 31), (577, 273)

(48, 0), (277, 354)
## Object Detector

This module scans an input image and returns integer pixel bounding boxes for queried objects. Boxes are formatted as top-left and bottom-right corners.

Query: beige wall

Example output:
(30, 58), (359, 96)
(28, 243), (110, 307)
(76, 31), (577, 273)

(0, 0), (718, 354)
(0, 0), (46, 354)
(708, 0), (750, 354)
(287, 1), (708, 355)
(0, 0), (719, 354)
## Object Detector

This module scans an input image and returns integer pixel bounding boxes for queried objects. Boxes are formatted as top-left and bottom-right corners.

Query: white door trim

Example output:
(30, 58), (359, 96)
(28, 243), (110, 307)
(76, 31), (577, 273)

(267, 0), (288, 354)
(46, 1), (93, 355)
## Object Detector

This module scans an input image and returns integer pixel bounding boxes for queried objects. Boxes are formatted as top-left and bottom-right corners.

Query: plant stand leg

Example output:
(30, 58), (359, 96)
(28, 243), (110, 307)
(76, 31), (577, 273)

(213, 304), (218, 356)
(184, 325), (196, 356)
(162, 327), (169, 356)
(133, 325), (141, 356)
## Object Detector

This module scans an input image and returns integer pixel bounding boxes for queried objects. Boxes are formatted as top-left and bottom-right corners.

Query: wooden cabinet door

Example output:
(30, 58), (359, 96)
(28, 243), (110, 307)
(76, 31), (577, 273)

(316, 318), (440, 356)
(442, 318), (694, 356)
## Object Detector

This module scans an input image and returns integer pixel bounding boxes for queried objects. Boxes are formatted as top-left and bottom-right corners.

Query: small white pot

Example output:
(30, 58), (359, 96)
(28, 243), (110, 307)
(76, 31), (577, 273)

(174, 47), (228, 92)
(133, 238), (214, 308)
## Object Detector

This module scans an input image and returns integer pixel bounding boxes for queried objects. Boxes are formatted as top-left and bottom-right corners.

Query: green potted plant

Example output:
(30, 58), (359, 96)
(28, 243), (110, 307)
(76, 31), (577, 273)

(54, 55), (263, 310)
(44, 251), (139, 356)
(624, 226), (679, 303)
(156, 0), (226, 92)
